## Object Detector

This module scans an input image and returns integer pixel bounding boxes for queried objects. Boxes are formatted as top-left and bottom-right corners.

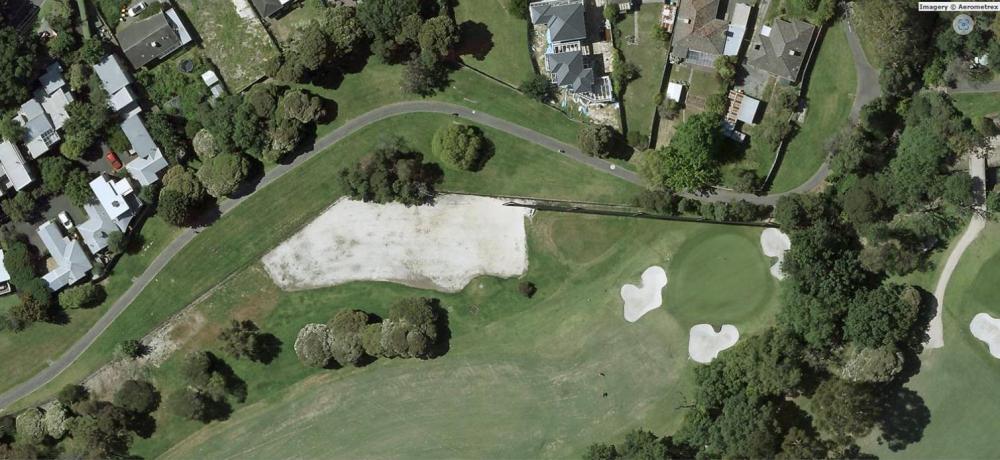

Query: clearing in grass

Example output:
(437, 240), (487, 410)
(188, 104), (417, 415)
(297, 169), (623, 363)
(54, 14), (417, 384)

(454, 0), (536, 85)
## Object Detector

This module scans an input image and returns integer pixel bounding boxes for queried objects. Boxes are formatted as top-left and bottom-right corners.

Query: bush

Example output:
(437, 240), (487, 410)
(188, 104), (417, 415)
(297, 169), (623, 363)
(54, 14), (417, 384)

(113, 380), (160, 414)
(168, 388), (212, 422)
(518, 281), (537, 298)
(57, 384), (90, 407)
(219, 320), (276, 363)
(15, 408), (45, 443)
(632, 190), (680, 215)
(578, 124), (621, 159)
(198, 154), (250, 198)
(338, 139), (443, 206)
(294, 323), (334, 368)
(519, 74), (555, 102)
(432, 124), (489, 171)
(116, 339), (145, 359)
(58, 283), (105, 309)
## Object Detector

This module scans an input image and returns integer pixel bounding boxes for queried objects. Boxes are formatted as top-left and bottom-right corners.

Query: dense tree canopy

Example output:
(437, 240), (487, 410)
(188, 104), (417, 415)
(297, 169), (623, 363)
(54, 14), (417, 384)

(198, 154), (250, 198)
(432, 124), (489, 171)
(0, 26), (39, 111)
(639, 113), (722, 191)
(338, 138), (442, 205)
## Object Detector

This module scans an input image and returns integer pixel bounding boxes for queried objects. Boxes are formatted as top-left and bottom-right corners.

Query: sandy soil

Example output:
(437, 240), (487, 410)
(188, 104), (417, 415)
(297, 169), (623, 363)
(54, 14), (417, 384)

(760, 228), (791, 280)
(620, 266), (667, 322)
(688, 324), (739, 363)
(262, 195), (534, 293)
(970, 313), (1000, 359)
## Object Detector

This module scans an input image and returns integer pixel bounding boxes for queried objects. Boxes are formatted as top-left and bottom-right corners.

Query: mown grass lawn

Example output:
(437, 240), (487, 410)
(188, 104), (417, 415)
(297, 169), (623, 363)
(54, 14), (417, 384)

(951, 92), (1000, 120)
(175, 0), (280, 91)
(0, 218), (179, 395)
(6, 113), (639, 412)
(620, 6), (668, 145)
(860, 223), (1000, 458)
(454, 0), (535, 86)
(127, 213), (779, 459)
(768, 21), (855, 192)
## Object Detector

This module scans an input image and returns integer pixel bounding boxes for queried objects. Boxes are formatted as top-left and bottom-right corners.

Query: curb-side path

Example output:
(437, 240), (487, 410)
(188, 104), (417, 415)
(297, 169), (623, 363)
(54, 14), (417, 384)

(0, 21), (885, 409)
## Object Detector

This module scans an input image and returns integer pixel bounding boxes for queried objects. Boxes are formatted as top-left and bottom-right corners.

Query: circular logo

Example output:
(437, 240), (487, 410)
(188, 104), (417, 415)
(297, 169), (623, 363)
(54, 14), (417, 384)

(953, 14), (975, 35)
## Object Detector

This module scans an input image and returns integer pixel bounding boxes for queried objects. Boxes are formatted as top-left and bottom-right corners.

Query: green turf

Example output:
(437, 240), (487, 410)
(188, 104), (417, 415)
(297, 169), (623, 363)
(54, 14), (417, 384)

(5, 114), (638, 412)
(620, 6), (668, 145)
(769, 21), (856, 192)
(686, 66), (724, 100)
(123, 214), (780, 459)
(175, 0), (280, 91)
(860, 223), (1000, 458)
(951, 92), (1000, 120)
(0, 218), (179, 395)
(454, 0), (536, 86)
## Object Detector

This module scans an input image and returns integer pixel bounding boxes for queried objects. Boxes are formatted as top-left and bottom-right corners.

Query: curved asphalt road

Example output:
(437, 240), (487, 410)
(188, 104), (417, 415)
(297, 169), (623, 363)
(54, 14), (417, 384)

(0, 23), (884, 408)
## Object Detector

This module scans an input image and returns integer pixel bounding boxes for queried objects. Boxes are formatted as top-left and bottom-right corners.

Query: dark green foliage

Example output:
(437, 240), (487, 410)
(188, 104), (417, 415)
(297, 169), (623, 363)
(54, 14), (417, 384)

(113, 380), (160, 414)
(1, 190), (40, 223)
(279, 90), (324, 124)
(578, 124), (620, 159)
(327, 310), (369, 366)
(338, 138), (443, 205)
(0, 113), (26, 143)
(777, 427), (829, 460)
(64, 169), (94, 207)
(357, 0), (422, 60)
(167, 388), (213, 422)
(117, 339), (145, 359)
(845, 284), (921, 348)
(58, 283), (105, 309)
(714, 56), (737, 84)
(2, 239), (53, 329)
(839, 175), (891, 228)
(0, 26), (39, 111)
(61, 100), (111, 160)
(159, 166), (206, 226)
(729, 168), (762, 194)
(174, 350), (245, 422)
(418, 15), (459, 58)
(810, 378), (878, 443)
(517, 281), (536, 298)
(833, 345), (904, 383)
(941, 173), (975, 210)
(585, 429), (694, 460)
(432, 124), (489, 170)
(704, 92), (728, 116)
(639, 113), (722, 191)
(506, 0), (528, 18)
(691, 329), (802, 409)
(198, 154), (250, 198)
(828, 128), (887, 178)
(519, 74), (555, 102)
(380, 297), (441, 359)
(38, 156), (76, 195)
(401, 53), (449, 95)
(145, 112), (187, 164)
(57, 384), (90, 407)
(219, 320), (277, 363)
(632, 190), (679, 215)
(181, 350), (216, 388)
(854, 0), (934, 98)
(157, 190), (197, 227)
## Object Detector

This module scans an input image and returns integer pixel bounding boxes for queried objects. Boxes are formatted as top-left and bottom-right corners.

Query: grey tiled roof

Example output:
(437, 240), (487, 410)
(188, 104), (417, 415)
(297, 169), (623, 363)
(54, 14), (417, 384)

(117, 11), (182, 68)
(545, 51), (594, 93)
(747, 19), (817, 82)
(530, 0), (587, 43)
(671, 0), (729, 59)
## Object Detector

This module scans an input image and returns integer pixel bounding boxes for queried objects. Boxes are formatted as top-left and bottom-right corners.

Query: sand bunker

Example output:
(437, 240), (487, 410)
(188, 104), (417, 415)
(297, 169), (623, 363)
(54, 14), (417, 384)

(760, 228), (791, 280)
(688, 324), (739, 363)
(620, 266), (668, 322)
(970, 313), (1000, 358)
(262, 195), (533, 293)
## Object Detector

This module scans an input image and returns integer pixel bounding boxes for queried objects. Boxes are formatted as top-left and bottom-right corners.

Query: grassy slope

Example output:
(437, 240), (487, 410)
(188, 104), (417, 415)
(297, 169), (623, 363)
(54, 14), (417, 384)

(0, 218), (179, 395)
(621, 7), (667, 142)
(951, 92), (1000, 119)
(136, 217), (779, 459)
(863, 224), (1000, 458)
(454, 0), (536, 85)
(6, 114), (639, 412)
(769, 22), (855, 192)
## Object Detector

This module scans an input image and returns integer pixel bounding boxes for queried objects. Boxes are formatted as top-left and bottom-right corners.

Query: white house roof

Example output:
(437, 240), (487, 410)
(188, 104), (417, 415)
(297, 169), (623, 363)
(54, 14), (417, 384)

(109, 85), (138, 113)
(89, 174), (140, 230)
(94, 55), (133, 96)
(126, 149), (168, 186)
(666, 82), (685, 103)
(121, 114), (158, 158)
(201, 70), (219, 86)
(37, 221), (92, 291)
(39, 87), (73, 129)
(16, 99), (59, 159)
(0, 249), (10, 284)
(77, 204), (120, 254)
(737, 95), (761, 124)
(0, 141), (36, 191)
(38, 62), (68, 96)
(724, 3), (751, 56)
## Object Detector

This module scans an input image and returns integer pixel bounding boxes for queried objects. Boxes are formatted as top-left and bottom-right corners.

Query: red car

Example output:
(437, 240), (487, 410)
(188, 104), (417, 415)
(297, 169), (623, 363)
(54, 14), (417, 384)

(105, 150), (123, 170)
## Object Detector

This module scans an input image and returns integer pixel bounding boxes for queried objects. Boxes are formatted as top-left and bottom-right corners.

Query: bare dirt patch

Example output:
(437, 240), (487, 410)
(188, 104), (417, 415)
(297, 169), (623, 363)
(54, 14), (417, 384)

(262, 195), (534, 293)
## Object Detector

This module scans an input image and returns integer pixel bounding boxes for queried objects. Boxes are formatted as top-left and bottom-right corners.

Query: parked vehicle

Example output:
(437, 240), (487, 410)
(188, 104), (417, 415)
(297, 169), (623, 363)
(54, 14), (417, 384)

(105, 150), (123, 170)
(58, 212), (75, 231)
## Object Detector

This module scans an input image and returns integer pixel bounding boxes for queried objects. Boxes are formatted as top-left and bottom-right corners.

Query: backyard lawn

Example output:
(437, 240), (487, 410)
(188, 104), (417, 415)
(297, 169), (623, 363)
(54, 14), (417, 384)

(454, 0), (536, 86)
(5, 113), (639, 412)
(175, 0), (280, 91)
(860, 223), (1000, 458)
(124, 214), (780, 459)
(620, 6), (668, 146)
(768, 21), (855, 192)
(951, 92), (1000, 120)
(0, 218), (179, 395)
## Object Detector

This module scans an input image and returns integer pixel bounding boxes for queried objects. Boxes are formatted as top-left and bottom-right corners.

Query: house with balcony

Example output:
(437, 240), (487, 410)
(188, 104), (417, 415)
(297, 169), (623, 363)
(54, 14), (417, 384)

(530, 0), (613, 105)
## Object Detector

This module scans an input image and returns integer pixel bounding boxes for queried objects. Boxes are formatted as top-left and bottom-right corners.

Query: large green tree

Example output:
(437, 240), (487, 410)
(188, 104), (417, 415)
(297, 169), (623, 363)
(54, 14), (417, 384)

(197, 154), (250, 198)
(0, 26), (39, 111)
(432, 123), (489, 171)
(639, 112), (721, 191)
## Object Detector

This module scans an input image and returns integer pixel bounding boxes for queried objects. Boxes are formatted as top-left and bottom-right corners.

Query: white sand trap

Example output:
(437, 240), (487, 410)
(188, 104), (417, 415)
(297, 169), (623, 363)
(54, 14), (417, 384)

(262, 195), (533, 293)
(970, 313), (1000, 358)
(760, 228), (791, 280)
(620, 266), (668, 322)
(688, 324), (739, 363)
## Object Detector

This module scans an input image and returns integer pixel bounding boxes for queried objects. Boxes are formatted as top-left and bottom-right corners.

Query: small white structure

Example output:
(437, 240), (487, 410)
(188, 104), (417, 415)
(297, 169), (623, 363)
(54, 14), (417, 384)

(688, 324), (740, 363)
(37, 221), (92, 291)
(0, 141), (36, 194)
(974, 54), (990, 67)
(970, 313), (1000, 359)
(620, 266), (668, 322)
(200, 70), (226, 99)
(666, 82), (685, 103)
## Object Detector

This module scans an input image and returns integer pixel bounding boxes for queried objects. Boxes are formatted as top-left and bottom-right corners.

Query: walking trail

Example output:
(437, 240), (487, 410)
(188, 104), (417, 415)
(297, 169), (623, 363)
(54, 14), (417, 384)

(0, 17), (886, 410)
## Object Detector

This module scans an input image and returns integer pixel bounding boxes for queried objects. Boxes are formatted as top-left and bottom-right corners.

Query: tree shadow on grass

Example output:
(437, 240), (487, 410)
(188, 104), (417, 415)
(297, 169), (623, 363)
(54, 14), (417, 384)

(254, 333), (283, 365)
(876, 385), (930, 452)
(429, 299), (451, 359)
(457, 21), (494, 62)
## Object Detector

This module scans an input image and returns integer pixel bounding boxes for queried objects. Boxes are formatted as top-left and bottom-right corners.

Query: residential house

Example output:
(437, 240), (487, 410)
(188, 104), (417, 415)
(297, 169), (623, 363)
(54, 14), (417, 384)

(671, 0), (750, 66)
(0, 249), (11, 295)
(0, 141), (36, 194)
(722, 89), (761, 142)
(116, 7), (193, 68)
(251, 0), (294, 19)
(121, 114), (169, 186)
(747, 19), (817, 83)
(36, 221), (92, 291)
(78, 174), (142, 253)
(36, 62), (74, 129)
(530, 0), (613, 104)
(13, 62), (74, 158)
(94, 55), (140, 115)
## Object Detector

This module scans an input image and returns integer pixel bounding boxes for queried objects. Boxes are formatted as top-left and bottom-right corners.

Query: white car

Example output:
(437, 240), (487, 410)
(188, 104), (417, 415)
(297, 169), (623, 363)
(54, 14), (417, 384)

(58, 212), (75, 231)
